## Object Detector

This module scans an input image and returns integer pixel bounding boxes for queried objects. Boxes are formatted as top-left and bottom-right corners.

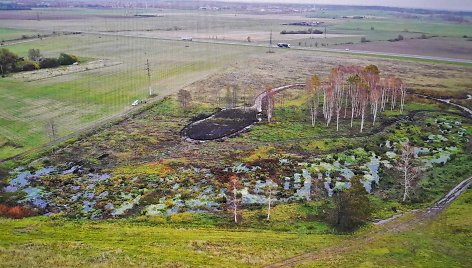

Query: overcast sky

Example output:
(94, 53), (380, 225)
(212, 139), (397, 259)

(218, 0), (472, 11)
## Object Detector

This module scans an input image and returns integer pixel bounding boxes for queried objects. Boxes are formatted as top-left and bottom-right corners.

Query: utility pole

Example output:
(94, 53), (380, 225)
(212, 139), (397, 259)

(268, 30), (273, 53)
(146, 59), (153, 96)
(324, 26), (327, 39)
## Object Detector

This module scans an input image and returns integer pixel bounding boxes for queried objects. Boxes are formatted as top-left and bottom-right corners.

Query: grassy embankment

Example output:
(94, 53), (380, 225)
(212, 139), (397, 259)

(0, 189), (470, 267)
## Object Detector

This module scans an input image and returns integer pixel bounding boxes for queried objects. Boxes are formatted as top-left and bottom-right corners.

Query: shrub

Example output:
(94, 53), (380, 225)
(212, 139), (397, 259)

(58, 53), (78, 65)
(0, 48), (19, 74)
(28, 48), (42, 61)
(40, 58), (60, 69)
(324, 178), (372, 232)
(137, 215), (168, 224)
(21, 61), (40, 71)
(170, 212), (193, 223)
(0, 204), (34, 219)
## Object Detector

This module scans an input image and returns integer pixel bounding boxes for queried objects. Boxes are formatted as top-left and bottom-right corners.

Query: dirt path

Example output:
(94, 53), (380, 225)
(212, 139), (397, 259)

(264, 176), (472, 268)
(252, 84), (305, 112)
(413, 93), (472, 117)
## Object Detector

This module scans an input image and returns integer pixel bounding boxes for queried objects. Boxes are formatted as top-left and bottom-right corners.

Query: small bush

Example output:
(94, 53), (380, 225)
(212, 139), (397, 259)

(58, 53), (78, 65)
(21, 61), (40, 71)
(148, 215), (167, 224)
(170, 212), (193, 223)
(0, 204), (34, 219)
(40, 58), (60, 69)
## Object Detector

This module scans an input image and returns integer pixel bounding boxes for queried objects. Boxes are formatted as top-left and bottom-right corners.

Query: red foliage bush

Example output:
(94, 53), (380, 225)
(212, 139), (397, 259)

(0, 204), (34, 219)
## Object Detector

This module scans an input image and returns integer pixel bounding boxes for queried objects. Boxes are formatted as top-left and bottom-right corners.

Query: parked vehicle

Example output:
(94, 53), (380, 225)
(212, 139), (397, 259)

(277, 43), (291, 48)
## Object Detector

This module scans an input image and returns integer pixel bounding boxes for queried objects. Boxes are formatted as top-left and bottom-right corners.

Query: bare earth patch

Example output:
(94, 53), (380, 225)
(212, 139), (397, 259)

(335, 37), (472, 60)
(182, 108), (259, 141)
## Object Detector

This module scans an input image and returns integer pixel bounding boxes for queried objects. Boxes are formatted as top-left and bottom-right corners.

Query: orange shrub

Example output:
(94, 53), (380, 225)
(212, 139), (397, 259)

(0, 204), (34, 219)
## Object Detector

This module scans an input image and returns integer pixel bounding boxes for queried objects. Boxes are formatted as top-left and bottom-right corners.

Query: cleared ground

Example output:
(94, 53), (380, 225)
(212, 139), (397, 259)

(334, 37), (472, 60)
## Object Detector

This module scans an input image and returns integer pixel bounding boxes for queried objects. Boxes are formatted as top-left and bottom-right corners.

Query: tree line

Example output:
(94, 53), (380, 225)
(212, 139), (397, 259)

(0, 48), (79, 76)
(303, 64), (406, 132)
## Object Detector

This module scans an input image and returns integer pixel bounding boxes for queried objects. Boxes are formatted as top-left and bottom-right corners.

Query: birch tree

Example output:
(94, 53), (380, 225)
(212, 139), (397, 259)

(398, 78), (406, 114)
(323, 84), (334, 127)
(363, 65), (381, 126)
(228, 175), (241, 223)
(265, 87), (275, 123)
(396, 143), (421, 202)
(265, 180), (277, 220)
(358, 80), (369, 133)
(177, 89), (191, 110)
(329, 67), (346, 131)
(347, 75), (361, 128)
(369, 85), (381, 126)
(306, 74), (321, 127)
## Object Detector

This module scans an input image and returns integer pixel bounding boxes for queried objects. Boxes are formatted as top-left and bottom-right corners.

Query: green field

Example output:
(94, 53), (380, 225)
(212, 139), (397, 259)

(0, 33), (263, 159)
(0, 213), (343, 267)
(0, 28), (39, 41)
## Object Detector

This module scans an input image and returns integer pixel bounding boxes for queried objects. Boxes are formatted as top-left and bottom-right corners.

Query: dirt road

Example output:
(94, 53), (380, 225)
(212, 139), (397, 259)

(54, 30), (472, 65)
(252, 84), (305, 112)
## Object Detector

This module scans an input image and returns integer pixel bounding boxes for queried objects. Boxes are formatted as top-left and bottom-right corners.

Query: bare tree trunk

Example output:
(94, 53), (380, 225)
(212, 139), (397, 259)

(360, 106), (365, 133)
(400, 86), (406, 114)
(403, 166), (409, 202)
(372, 102), (378, 126)
(267, 187), (272, 220)
(311, 106), (316, 127)
(336, 111), (340, 131)
(233, 186), (238, 223)
(343, 90), (349, 118)
(391, 90), (397, 110)
(351, 105), (355, 128)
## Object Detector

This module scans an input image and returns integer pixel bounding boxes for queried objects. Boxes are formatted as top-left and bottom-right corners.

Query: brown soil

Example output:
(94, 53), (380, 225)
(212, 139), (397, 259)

(335, 37), (472, 60)
(182, 108), (259, 141)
